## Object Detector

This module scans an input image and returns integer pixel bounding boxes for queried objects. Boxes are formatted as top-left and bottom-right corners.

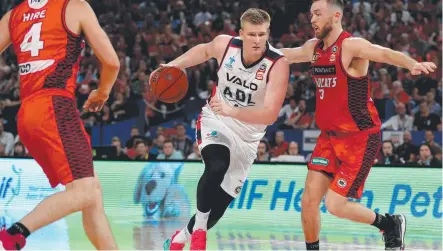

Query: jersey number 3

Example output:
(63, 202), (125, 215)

(20, 22), (44, 57)
(319, 89), (324, 99)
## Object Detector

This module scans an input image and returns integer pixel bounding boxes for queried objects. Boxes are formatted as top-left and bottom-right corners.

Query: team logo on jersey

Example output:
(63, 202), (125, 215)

(224, 56), (235, 70)
(255, 63), (267, 80)
(337, 178), (347, 188)
(332, 46), (338, 53)
(329, 54), (336, 62)
(312, 53), (320, 63)
(28, 0), (48, 9)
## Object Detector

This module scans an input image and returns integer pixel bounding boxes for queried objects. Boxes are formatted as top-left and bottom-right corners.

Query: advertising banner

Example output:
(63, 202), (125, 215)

(0, 159), (69, 250)
(0, 159), (441, 250)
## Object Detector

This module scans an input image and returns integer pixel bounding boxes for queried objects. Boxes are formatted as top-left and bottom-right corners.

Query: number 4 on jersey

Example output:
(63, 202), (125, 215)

(20, 22), (44, 57)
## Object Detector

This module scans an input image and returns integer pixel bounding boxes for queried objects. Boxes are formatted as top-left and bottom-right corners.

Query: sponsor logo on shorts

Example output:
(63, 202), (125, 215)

(235, 186), (242, 194)
(311, 157), (329, 166)
(337, 178), (347, 188)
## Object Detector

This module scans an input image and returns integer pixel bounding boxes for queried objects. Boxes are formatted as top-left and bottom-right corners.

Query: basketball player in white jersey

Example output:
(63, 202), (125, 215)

(154, 8), (289, 251)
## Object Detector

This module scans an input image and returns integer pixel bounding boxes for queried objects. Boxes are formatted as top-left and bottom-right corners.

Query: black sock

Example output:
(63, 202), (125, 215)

(306, 240), (319, 250)
(371, 212), (394, 232)
(7, 222), (30, 238)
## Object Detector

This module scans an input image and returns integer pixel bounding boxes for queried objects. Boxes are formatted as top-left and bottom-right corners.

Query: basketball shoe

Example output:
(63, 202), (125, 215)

(190, 229), (206, 250)
(0, 226), (26, 250)
(381, 214), (406, 250)
(164, 231), (185, 251)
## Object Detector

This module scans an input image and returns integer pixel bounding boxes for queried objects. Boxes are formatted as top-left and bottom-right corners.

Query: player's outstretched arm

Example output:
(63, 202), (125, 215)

(280, 39), (318, 64)
(164, 35), (232, 70)
(0, 11), (11, 54)
(210, 57), (289, 125)
(345, 37), (437, 75)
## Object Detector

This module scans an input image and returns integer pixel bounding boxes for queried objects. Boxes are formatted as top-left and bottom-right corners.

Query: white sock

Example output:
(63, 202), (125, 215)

(172, 227), (191, 244)
(193, 209), (210, 231)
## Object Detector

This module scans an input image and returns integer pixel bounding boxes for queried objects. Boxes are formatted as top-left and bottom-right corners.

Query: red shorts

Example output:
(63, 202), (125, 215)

(307, 130), (381, 199)
(17, 90), (94, 188)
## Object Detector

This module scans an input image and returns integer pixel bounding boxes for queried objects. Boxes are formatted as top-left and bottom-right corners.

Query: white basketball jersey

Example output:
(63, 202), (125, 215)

(201, 37), (283, 142)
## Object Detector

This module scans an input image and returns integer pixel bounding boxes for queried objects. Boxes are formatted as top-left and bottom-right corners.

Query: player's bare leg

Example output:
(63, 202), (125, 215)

(325, 189), (377, 223)
(325, 189), (406, 249)
(301, 170), (330, 250)
(0, 176), (117, 250)
(81, 175), (118, 250)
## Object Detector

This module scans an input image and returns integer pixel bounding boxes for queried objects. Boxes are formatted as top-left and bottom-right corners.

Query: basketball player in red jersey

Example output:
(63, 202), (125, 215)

(0, 0), (120, 250)
(281, 0), (436, 250)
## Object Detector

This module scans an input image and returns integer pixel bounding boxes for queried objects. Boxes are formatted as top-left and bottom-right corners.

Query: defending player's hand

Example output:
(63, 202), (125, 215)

(410, 62), (437, 75)
(209, 96), (231, 117)
(83, 90), (109, 112)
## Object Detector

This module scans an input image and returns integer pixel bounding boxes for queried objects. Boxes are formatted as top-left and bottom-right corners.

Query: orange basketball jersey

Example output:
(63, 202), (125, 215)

(9, 0), (84, 101)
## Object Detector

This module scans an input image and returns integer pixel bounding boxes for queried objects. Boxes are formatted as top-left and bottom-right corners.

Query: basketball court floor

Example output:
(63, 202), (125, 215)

(60, 215), (441, 251)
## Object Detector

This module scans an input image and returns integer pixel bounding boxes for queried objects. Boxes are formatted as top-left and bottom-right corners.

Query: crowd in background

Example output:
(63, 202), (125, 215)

(0, 0), (441, 167)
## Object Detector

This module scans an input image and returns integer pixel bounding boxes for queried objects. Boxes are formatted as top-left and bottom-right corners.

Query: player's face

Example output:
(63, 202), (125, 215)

(310, 1), (336, 39)
(240, 22), (270, 56)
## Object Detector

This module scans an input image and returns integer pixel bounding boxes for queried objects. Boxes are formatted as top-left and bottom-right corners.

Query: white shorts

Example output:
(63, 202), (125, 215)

(196, 114), (259, 198)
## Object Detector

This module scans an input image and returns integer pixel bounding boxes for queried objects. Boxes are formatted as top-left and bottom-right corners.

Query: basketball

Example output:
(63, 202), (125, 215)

(150, 66), (188, 103)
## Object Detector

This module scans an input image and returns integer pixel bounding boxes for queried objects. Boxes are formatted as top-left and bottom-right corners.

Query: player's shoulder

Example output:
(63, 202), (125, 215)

(213, 34), (234, 46)
(266, 43), (284, 61)
(306, 38), (320, 46)
(342, 36), (371, 50)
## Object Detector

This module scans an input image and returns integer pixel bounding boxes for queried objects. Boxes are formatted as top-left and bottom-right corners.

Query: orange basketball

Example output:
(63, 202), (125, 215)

(150, 66), (188, 103)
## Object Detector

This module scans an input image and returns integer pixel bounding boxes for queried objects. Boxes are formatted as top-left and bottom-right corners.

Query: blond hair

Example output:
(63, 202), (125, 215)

(240, 8), (271, 28)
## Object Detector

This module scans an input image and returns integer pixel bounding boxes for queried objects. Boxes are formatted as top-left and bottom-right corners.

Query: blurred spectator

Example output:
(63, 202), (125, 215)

(111, 136), (129, 160)
(381, 102), (414, 131)
(157, 140), (184, 160)
(11, 142), (26, 157)
(375, 140), (401, 165)
(256, 140), (270, 162)
(125, 126), (151, 149)
(416, 143), (442, 167)
(134, 141), (156, 161)
(278, 98), (297, 126)
(270, 131), (288, 158)
(172, 123), (193, 158)
(150, 134), (166, 155)
(396, 131), (418, 163)
(187, 142), (202, 160)
(271, 141), (305, 162)
(426, 91), (441, 115)
(279, 100), (313, 129)
(0, 143), (6, 157)
(0, 121), (13, 155)
(413, 101), (441, 131)
(424, 130), (442, 160)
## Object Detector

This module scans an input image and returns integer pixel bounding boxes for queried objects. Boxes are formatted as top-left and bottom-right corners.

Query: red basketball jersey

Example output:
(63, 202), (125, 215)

(309, 31), (381, 132)
(9, 0), (84, 101)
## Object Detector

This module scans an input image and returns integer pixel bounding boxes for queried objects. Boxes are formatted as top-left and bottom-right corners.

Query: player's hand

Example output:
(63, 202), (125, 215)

(410, 62), (437, 75)
(83, 90), (109, 112)
(209, 96), (232, 116)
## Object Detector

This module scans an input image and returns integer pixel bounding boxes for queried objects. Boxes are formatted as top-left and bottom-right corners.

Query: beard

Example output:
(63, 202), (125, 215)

(316, 21), (333, 40)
